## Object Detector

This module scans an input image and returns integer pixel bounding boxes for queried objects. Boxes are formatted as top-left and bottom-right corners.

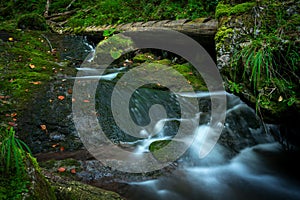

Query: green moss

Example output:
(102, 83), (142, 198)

(216, 2), (255, 18)
(133, 53), (155, 63)
(53, 181), (123, 200)
(215, 3), (231, 19)
(214, 25), (234, 51)
(153, 59), (172, 65)
(17, 13), (48, 30)
(149, 140), (171, 152)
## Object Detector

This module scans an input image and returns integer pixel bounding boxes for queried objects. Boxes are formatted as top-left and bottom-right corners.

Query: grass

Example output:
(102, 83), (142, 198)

(0, 127), (32, 176)
(226, 1), (300, 116)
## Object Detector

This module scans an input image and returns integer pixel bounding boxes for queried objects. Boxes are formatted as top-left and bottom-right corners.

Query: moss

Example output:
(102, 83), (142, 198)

(214, 25), (234, 51)
(0, 153), (56, 200)
(27, 154), (57, 200)
(133, 53), (155, 63)
(94, 34), (134, 63)
(53, 181), (124, 200)
(0, 22), (63, 126)
(149, 140), (171, 152)
(153, 59), (172, 65)
(17, 13), (48, 31)
(216, 2), (255, 18)
(215, 3), (231, 19)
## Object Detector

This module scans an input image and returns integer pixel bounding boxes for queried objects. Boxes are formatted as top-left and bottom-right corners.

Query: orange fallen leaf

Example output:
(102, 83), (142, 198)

(0, 95), (10, 99)
(52, 143), (59, 148)
(60, 146), (65, 152)
(29, 63), (35, 69)
(70, 168), (76, 174)
(13, 118), (17, 122)
(57, 167), (66, 172)
(83, 99), (90, 103)
(58, 96), (65, 100)
(40, 124), (47, 130)
(8, 122), (17, 127)
(67, 89), (73, 94)
(30, 81), (42, 85)
(11, 113), (17, 117)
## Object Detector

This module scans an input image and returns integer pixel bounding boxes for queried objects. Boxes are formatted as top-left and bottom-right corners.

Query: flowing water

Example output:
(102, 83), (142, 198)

(23, 34), (300, 199)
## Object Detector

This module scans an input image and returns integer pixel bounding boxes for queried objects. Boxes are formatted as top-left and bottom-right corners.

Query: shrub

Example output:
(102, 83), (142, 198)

(17, 13), (48, 30)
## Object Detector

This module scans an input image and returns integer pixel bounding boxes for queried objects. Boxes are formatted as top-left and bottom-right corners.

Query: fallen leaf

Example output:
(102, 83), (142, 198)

(30, 81), (42, 85)
(13, 118), (17, 122)
(40, 124), (47, 130)
(70, 168), (76, 174)
(8, 122), (17, 127)
(5, 114), (10, 117)
(0, 96), (10, 99)
(278, 96), (283, 102)
(67, 89), (72, 94)
(8, 37), (13, 41)
(10, 113), (17, 117)
(72, 98), (76, 102)
(83, 99), (90, 103)
(52, 144), (59, 148)
(29, 63), (35, 69)
(57, 167), (66, 172)
(60, 146), (65, 152)
(58, 96), (65, 100)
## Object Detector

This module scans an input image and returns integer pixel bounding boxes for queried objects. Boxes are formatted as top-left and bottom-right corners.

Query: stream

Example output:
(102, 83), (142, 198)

(19, 34), (300, 200)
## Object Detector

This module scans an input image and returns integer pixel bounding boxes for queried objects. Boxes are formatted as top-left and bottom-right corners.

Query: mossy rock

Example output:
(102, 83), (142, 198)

(216, 2), (255, 18)
(17, 13), (48, 30)
(149, 140), (171, 152)
(53, 181), (124, 200)
(0, 154), (57, 200)
(133, 53), (155, 63)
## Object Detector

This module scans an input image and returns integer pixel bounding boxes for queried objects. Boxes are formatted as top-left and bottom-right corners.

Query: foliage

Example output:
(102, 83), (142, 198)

(225, 0), (300, 114)
(103, 28), (116, 38)
(215, 2), (255, 18)
(66, 0), (215, 27)
(0, 127), (31, 176)
(17, 13), (48, 31)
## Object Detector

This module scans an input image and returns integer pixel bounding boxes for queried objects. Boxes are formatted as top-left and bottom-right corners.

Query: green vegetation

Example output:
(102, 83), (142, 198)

(215, 2), (255, 18)
(0, 127), (31, 199)
(1, 127), (31, 176)
(216, 0), (299, 122)
(0, 127), (56, 199)
(17, 13), (48, 31)
(1, 0), (218, 29)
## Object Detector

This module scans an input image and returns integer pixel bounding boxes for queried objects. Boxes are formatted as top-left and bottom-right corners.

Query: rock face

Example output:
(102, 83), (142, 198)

(25, 155), (57, 200)
(214, 0), (300, 147)
(53, 181), (124, 200)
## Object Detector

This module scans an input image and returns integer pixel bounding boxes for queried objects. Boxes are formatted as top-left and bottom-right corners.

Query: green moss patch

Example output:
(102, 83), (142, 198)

(216, 2), (256, 18)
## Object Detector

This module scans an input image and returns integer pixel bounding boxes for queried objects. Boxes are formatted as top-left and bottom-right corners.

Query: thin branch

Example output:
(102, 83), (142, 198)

(66, 0), (76, 10)
(44, 0), (51, 17)
(41, 34), (53, 52)
(45, 10), (77, 19)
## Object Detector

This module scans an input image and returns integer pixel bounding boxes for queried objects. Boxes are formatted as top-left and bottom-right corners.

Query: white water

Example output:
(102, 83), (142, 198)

(122, 92), (300, 200)
(129, 142), (300, 200)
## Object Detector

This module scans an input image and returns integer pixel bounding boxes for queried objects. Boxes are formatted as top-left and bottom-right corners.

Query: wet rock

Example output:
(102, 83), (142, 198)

(49, 132), (66, 141)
